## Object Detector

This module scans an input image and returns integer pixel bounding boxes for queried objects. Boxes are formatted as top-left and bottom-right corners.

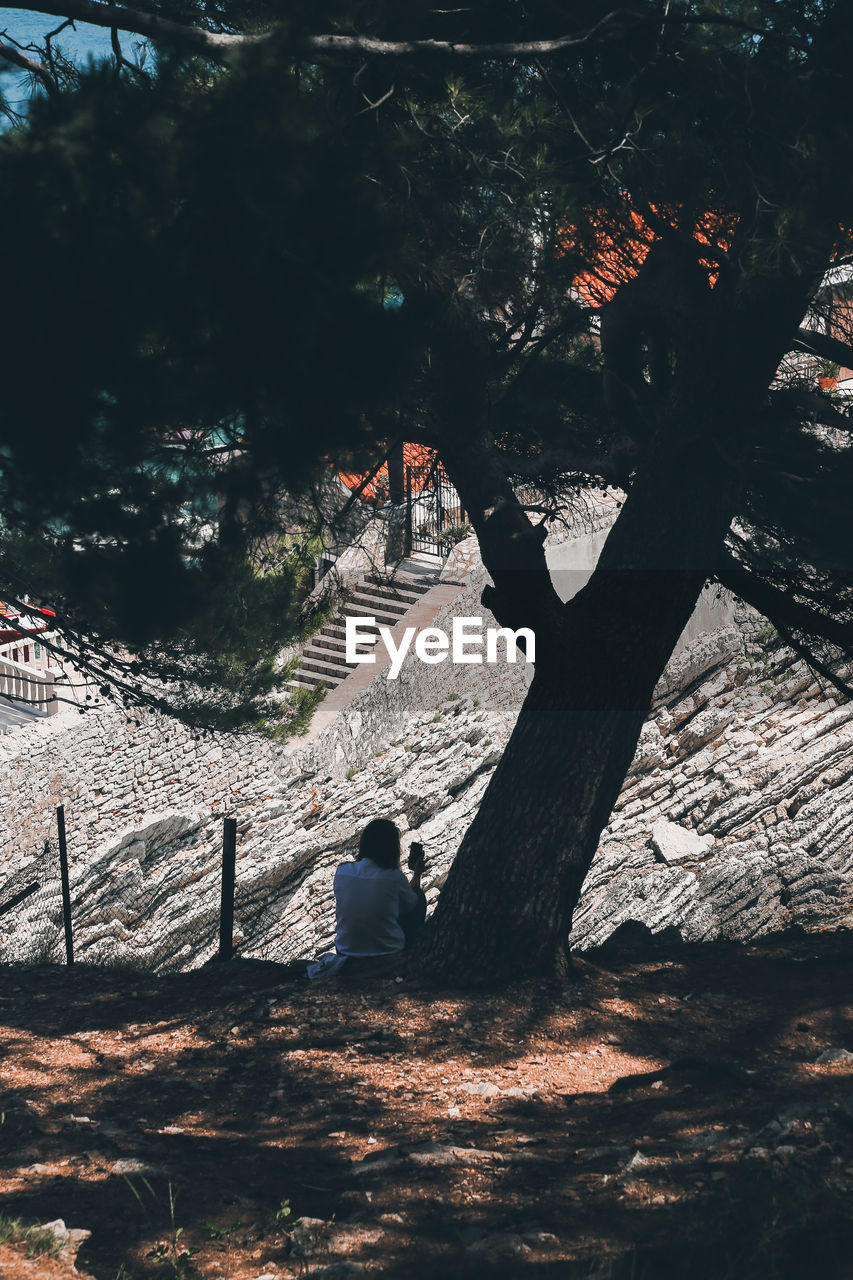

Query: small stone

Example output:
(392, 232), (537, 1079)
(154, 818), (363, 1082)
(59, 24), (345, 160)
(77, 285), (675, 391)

(461, 1081), (501, 1098)
(110, 1158), (158, 1175)
(38, 1220), (92, 1266)
(623, 1149), (653, 1172)
(650, 817), (714, 865)
(816, 1047), (853, 1065)
(465, 1233), (529, 1261)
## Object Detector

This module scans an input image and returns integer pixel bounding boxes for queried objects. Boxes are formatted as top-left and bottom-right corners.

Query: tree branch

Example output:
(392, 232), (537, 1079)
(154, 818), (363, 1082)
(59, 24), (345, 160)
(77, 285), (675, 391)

(772, 621), (853, 702)
(498, 447), (619, 482)
(792, 326), (853, 371)
(437, 428), (564, 643)
(0, 0), (253, 58)
(0, 3), (801, 65)
(717, 550), (853, 653)
(0, 37), (59, 94)
(776, 387), (853, 434)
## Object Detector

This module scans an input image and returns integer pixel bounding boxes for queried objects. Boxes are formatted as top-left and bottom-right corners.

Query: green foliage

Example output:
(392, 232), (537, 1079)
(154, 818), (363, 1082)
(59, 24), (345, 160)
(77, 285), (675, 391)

(124, 1178), (199, 1278)
(271, 1198), (293, 1229)
(440, 522), (472, 552)
(0, 1215), (63, 1258)
(0, 39), (411, 735)
(1, 522), (329, 735)
(201, 1219), (244, 1240)
(1, 0), (853, 731)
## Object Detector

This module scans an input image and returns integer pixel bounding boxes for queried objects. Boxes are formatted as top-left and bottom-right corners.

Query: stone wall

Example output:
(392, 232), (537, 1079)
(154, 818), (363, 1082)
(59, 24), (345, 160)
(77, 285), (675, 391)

(2, 509), (851, 969)
(0, 702), (295, 868)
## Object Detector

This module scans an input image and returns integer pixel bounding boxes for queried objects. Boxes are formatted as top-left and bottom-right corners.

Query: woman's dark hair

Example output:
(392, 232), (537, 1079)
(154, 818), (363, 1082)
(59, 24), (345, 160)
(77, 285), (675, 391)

(357, 818), (401, 869)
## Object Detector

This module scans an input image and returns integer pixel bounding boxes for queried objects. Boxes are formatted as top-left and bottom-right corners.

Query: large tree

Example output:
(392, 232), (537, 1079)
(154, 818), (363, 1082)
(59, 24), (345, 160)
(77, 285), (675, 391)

(3, 1), (853, 980)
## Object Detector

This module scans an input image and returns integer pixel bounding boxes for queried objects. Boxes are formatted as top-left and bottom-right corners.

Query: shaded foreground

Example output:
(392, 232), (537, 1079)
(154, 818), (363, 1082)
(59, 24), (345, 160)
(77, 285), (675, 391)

(1, 935), (852, 1279)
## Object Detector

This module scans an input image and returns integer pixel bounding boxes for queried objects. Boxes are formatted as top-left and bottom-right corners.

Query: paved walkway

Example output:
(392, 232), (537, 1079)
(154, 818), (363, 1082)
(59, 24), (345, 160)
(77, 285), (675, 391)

(0, 697), (47, 736)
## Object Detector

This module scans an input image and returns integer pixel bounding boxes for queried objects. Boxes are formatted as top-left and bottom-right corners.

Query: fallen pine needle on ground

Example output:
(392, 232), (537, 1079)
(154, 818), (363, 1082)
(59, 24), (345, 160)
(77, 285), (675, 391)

(1, 931), (852, 1279)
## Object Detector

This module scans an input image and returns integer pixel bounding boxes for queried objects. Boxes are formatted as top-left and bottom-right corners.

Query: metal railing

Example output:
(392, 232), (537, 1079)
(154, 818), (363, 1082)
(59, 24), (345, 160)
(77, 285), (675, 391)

(405, 459), (466, 557)
(0, 654), (59, 716)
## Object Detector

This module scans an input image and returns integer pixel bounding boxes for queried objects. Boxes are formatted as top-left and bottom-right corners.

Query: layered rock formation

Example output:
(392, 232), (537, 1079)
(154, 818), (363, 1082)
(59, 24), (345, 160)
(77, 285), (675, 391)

(2, 600), (851, 969)
(574, 617), (853, 948)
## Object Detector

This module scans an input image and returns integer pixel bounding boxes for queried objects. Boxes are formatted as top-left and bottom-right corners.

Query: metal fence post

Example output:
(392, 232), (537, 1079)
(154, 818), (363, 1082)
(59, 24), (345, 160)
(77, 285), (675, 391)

(56, 805), (74, 965)
(219, 816), (237, 962)
(405, 465), (413, 556)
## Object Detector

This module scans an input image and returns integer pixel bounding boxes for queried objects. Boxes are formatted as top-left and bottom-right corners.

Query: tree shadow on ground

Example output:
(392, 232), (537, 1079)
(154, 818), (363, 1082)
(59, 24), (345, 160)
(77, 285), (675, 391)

(0, 934), (851, 1277)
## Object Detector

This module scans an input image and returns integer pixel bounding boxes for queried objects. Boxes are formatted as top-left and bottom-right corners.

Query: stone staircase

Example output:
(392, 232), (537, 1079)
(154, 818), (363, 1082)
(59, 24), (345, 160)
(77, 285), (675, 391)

(288, 555), (441, 694)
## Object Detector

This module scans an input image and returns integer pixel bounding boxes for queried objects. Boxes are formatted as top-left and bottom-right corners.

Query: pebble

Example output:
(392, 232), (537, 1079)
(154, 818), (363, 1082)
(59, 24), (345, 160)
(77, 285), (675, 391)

(816, 1047), (853, 1065)
(461, 1081), (501, 1098)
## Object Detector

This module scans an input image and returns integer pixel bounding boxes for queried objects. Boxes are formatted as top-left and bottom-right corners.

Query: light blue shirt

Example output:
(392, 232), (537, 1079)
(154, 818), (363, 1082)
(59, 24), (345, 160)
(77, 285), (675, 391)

(306, 857), (419, 979)
(334, 858), (419, 957)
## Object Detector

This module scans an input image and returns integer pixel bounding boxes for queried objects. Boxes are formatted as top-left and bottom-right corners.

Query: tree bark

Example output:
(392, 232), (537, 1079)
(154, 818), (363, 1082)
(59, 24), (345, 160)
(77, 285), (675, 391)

(420, 421), (745, 982)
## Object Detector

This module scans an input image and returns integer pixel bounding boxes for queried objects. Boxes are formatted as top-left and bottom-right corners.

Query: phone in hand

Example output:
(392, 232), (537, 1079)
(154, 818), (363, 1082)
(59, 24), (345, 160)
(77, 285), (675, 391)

(407, 841), (425, 871)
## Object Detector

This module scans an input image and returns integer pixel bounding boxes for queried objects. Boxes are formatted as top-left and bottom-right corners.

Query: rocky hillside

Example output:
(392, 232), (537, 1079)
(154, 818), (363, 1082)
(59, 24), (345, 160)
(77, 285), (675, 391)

(2, 604), (851, 970)
(574, 617), (853, 948)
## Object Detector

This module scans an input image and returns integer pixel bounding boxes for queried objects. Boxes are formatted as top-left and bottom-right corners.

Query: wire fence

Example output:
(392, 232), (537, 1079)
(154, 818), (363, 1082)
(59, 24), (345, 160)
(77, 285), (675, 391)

(0, 836), (62, 964)
(1, 808), (240, 971)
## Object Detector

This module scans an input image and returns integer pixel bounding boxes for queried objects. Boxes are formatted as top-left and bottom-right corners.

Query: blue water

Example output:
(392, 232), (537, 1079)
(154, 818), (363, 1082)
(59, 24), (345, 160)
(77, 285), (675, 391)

(1, 8), (119, 111)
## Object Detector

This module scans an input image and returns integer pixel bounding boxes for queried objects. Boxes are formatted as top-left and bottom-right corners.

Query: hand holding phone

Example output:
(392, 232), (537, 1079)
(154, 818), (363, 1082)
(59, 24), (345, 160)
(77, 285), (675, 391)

(407, 841), (425, 872)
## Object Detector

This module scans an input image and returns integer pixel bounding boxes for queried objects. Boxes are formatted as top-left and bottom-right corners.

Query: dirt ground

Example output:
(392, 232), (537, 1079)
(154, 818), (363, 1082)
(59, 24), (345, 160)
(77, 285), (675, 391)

(1, 931), (852, 1280)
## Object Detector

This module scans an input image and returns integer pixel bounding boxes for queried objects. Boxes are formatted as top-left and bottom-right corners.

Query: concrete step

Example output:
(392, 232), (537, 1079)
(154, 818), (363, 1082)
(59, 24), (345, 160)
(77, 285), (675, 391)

(346, 590), (409, 616)
(363, 576), (432, 602)
(318, 623), (370, 645)
(299, 656), (349, 682)
(396, 553), (443, 578)
(293, 668), (342, 689)
(342, 601), (403, 626)
(311, 633), (350, 654)
(291, 561), (443, 699)
(300, 644), (364, 671)
(286, 678), (324, 694)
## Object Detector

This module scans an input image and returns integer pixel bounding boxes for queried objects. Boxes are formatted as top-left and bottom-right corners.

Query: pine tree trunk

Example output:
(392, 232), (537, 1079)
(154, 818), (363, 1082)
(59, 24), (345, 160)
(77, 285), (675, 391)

(421, 429), (743, 983)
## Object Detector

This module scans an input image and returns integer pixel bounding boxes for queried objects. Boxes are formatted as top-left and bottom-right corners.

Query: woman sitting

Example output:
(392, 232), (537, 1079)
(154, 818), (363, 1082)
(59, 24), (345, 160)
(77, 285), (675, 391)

(306, 818), (427, 979)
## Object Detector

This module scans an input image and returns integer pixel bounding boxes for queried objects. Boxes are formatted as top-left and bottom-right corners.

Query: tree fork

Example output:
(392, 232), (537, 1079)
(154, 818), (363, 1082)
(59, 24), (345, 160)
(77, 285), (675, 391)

(420, 423), (746, 983)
